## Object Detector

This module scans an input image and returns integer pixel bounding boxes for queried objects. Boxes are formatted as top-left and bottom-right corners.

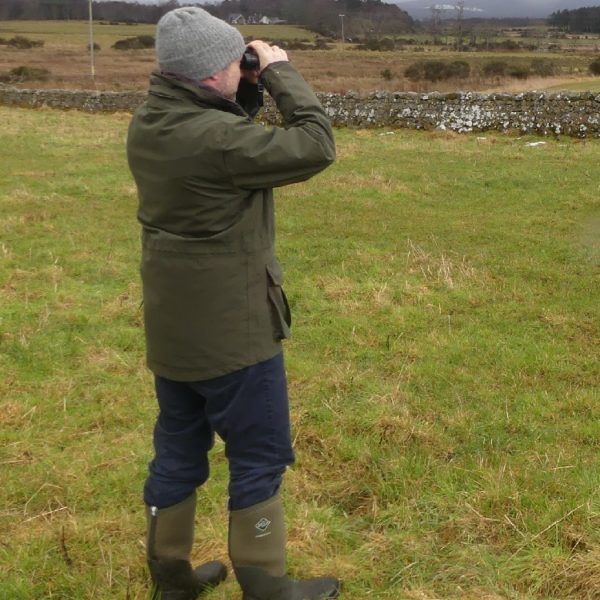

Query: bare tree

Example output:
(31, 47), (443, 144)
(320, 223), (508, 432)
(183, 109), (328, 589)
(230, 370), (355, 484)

(430, 4), (442, 45)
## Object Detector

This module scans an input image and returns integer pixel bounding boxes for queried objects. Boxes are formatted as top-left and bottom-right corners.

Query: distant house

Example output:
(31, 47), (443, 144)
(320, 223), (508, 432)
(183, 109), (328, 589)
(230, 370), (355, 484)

(258, 16), (287, 25)
(228, 14), (246, 25)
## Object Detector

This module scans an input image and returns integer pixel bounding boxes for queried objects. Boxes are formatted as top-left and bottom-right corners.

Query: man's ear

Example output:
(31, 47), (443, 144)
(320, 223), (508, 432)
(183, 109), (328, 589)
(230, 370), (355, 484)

(200, 72), (222, 93)
(204, 74), (219, 84)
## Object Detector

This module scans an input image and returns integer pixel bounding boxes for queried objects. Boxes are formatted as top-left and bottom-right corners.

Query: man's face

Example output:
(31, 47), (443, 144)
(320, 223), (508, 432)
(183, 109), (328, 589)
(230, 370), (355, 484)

(217, 59), (242, 100)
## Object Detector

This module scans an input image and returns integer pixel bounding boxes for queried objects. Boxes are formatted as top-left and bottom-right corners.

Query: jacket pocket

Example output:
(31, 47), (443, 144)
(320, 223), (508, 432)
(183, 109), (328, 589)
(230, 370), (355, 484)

(266, 260), (292, 340)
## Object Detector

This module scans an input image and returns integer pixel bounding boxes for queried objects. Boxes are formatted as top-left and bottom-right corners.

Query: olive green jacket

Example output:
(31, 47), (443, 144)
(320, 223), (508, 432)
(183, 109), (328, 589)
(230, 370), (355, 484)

(127, 63), (336, 381)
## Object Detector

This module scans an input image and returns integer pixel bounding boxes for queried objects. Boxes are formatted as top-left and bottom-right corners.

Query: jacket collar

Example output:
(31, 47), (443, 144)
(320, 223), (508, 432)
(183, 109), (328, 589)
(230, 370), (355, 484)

(148, 71), (246, 116)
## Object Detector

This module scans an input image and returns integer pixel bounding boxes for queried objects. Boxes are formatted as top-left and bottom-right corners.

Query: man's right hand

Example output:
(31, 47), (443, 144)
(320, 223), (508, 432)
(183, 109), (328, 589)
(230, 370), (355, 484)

(247, 40), (289, 74)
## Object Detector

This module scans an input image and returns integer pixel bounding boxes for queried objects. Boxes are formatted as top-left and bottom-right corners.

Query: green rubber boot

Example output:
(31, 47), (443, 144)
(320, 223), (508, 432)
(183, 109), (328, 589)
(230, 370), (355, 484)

(146, 492), (227, 600)
(229, 494), (340, 600)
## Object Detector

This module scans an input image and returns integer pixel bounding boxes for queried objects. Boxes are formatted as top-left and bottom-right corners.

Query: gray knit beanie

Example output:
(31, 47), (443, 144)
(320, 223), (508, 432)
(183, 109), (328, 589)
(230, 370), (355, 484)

(156, 7), (246, 81)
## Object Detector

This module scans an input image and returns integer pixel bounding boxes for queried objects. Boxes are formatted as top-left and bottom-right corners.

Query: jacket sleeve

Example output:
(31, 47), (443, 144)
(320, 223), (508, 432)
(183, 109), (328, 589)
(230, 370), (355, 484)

(218, 63), (336, 190)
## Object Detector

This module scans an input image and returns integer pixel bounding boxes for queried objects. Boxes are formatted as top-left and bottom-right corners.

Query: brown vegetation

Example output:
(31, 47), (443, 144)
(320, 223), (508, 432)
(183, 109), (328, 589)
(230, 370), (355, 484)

(0, 25), (598, 94)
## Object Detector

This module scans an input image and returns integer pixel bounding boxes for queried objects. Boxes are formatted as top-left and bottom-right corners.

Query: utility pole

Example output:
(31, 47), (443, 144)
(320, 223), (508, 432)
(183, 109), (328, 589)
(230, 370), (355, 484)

(455, 0), (465, 51)
(339, 14), (345, 49)
(88, 0), (95, 80)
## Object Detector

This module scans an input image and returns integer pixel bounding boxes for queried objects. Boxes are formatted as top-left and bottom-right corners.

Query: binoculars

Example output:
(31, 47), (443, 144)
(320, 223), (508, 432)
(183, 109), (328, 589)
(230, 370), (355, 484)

(240, 47), (260, 71)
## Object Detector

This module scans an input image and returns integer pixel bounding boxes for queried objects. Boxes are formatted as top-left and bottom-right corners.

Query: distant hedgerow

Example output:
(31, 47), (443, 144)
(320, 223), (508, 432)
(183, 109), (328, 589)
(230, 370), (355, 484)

(259, 39), (332, 51)
(358, 38), (395, 51)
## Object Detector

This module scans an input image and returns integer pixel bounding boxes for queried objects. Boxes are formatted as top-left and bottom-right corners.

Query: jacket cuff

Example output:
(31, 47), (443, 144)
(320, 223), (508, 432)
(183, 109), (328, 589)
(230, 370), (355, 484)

(259, 61), (291, 82)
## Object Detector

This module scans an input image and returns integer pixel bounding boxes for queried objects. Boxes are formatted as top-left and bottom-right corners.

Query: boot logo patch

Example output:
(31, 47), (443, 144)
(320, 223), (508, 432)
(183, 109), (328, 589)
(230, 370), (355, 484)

(255, 517), (271, 537)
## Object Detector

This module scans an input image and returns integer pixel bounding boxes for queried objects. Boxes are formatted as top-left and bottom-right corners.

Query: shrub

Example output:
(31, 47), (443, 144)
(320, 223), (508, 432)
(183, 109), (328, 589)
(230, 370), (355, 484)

(530, 59), (557, 77)
(499, 39), (521, 51)
(483, 61), (508, 77)
(112, 35), (155, 50)
(423, 61), (449, 82)
(447, 60), (470, 79)
(314, 38), (332, 50)
(509, 67), (530, 79)
(1, 66), (50, 82)
(7, 35), (44, 49)
(404, 62), (424, 81)
(379, 38), (395, 51)
(404, 60), (470, 82)
(590, 58), (600, 76)
(88, 42), (101, 51)
(381, 68), (393, 81)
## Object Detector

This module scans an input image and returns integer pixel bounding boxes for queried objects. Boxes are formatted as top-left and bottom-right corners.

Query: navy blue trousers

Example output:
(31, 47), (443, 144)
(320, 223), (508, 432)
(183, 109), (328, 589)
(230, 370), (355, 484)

(143, 353), (295, 511)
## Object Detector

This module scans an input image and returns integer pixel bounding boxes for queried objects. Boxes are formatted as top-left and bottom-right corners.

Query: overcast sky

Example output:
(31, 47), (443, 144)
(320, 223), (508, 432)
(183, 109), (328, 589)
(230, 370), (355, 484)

(99, 0), (591, 19)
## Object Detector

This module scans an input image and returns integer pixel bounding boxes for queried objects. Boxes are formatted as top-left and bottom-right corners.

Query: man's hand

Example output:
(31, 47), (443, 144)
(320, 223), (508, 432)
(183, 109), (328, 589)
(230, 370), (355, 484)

(247, 40), (289, 75)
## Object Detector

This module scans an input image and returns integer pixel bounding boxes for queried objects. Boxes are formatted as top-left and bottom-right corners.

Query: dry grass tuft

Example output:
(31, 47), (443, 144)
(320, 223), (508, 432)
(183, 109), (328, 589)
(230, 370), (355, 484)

(523, 545), (600, 599)
(100, 282), (142, 320)
(0, 401), (35, 427)
(406, 238), (476, 289)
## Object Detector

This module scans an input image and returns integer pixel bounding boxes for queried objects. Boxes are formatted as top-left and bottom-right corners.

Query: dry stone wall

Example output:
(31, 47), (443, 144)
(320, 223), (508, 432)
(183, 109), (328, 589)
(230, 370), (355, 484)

(1, 84), (599, 137)
(0, 85), (146, 113)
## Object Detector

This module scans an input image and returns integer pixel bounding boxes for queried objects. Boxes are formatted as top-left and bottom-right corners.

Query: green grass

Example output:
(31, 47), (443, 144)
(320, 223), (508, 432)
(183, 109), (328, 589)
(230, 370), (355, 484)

(1, 108), (599, 600)
(0, 19), (156, 46)
(543, 78), (600, 92)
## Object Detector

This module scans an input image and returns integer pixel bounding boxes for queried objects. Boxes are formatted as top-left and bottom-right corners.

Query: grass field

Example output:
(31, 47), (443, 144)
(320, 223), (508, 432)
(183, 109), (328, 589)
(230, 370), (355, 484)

(543, 79), (600, 93)
(1, 106), (599, 599)
(1, 20), (600, 94)
(0, 20), (314, 45)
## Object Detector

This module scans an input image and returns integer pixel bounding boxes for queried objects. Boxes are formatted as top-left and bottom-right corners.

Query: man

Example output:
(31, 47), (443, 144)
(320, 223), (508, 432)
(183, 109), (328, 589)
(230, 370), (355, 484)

(126, 7), (338, 600)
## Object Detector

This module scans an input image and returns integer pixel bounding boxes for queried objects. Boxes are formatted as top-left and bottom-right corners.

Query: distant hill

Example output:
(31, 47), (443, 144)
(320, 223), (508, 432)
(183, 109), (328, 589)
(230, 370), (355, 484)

(389, 0), (598, 20)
